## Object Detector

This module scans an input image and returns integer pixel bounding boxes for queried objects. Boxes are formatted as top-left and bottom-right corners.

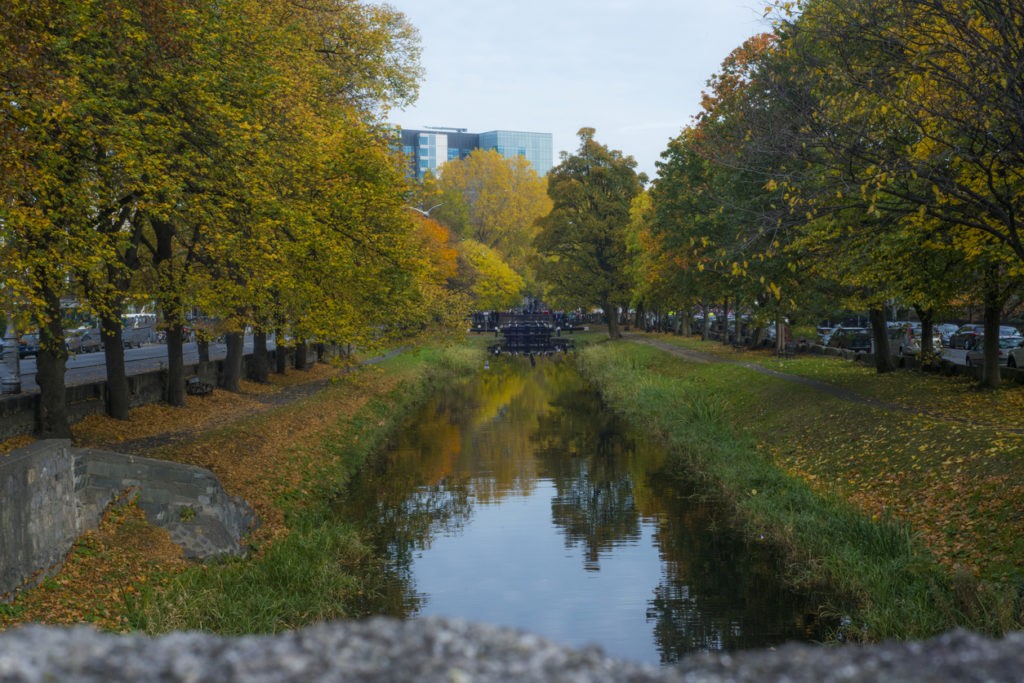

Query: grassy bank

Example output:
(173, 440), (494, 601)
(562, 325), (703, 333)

(128, 343), (484, 634)
(578, 336), (1024, 641)
(0, 341), (483, 634)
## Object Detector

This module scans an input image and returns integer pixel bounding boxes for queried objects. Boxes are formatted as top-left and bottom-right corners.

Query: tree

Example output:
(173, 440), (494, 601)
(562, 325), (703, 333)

(457, 239), (525, 310)
(2, 0), (430, 428)
(0, 0), (121, 435)
(772, 0), (1024, 381)
(435, 149), (551, 288)
(534, 128), (646, 339)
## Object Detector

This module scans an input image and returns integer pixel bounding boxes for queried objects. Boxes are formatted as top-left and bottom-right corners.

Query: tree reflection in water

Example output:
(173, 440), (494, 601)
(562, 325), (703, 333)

(334, 358), (833, 664)
(532, 385), (643, 571)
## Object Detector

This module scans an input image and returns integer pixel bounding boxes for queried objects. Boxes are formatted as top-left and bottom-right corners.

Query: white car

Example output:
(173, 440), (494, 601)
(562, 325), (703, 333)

(965, 336), (1024, 367)
(1009, 342), (1024, 369)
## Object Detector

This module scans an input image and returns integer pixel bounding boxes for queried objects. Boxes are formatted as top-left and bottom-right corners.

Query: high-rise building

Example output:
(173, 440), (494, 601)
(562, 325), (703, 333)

(397, 126), (553, 179)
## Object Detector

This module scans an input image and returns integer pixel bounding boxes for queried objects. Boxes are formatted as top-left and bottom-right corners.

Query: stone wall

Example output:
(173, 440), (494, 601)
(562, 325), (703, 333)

(0, 441), (86, 600)
(1, 440), (254, 600)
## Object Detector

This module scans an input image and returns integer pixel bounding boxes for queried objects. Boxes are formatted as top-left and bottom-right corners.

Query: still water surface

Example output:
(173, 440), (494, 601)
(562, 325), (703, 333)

(337, 358), (828, 665)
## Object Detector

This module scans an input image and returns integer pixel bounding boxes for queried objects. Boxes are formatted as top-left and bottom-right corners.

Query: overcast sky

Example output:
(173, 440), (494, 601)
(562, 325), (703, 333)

(384, 0), (772, 180)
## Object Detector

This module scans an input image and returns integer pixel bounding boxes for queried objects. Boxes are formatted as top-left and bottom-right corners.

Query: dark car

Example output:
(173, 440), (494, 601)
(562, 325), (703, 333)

(827, 327), (872, 353)
(18, 332), (40, 358)
(936, 322), (959, 347)
(948, 324), (985, 350)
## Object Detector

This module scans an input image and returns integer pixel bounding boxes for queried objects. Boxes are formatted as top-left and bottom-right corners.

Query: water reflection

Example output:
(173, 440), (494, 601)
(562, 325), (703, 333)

(335, 358), (829, 664)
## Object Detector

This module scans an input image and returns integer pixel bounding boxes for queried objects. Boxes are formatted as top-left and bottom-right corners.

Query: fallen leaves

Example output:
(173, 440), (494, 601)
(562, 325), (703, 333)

(0, 493), (186, 632)
(1, 359), (404, 631)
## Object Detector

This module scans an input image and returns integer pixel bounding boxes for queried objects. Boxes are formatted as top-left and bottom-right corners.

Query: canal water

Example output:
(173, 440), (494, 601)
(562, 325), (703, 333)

(337, 358), (829, 665)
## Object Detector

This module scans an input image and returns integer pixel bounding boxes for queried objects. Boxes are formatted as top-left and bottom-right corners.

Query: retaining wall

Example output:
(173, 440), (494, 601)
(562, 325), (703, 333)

(1, 439), (254, 601)
(0, 441), (86, 600)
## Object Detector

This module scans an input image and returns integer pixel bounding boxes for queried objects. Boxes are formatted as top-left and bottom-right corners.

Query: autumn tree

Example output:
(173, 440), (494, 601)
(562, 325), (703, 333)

(2, 0), (429, 429)
(435, 149), (551, 289)
(534, 128), (646, 339)
(0, 0), (127, 434)
(774, 0), (1024, 383)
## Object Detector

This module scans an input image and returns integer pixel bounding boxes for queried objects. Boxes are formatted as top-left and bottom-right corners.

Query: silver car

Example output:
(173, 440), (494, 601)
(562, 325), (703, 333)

(965, 336), (1024, 367)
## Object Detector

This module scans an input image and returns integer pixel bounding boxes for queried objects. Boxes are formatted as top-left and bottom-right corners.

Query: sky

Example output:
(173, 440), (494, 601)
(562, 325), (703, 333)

(384, 0), (773, 180)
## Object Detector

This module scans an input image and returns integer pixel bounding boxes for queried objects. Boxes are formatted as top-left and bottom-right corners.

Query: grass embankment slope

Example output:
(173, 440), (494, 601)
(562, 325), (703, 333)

(580, 333), (1024, 641)
(0, 341), (483, 633)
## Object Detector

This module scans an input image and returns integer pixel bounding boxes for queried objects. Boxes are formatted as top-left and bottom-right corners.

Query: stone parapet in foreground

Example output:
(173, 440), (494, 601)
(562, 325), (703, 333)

(1, 618), (1022, 682)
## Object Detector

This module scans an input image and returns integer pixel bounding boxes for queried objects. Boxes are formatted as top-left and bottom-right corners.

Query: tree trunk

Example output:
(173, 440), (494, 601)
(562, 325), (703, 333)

(197, 337), (210, 364)
(776, 313), (787, 355)
(294, 341), (310, 370)
(721, 296), (730, 345)
(275, 330), (289, 375)
(221, 331), (244, 392)
(251, 330), (270, 383)
(164, 322), (186, 407)
(100, 312), (130, 421)
(153, 219), (186, 406)
(604, 301), (622, 339)
(869, 307), (895, 374)
(981, 281), (1003, 389)
(914, 305), (937, 356)
(701, 302), (710, 341)
(35, 294), (71, 438)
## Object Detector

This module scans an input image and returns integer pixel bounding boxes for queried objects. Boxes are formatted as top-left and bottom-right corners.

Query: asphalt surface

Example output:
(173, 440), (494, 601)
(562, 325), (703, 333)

(2, 338), (262, 393)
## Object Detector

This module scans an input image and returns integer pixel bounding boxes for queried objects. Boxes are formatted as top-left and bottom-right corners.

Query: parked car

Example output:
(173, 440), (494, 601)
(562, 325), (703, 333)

(827, 327), (872, 352)
(818, 324), (853, 346)
(18, 332), (40, 358)
(64, 326), (102, 354)
(935, 323), (959, 347)
(887, 323), (941, 357)
(1009, 343), (1024, 369)
(965, 336), (1024, 367)
(948, 324), (985, 350)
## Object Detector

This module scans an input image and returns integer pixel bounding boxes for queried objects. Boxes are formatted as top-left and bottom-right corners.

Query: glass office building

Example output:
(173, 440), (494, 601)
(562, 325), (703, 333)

(398, 127), (553, 179)
(479, 131), (552, 177)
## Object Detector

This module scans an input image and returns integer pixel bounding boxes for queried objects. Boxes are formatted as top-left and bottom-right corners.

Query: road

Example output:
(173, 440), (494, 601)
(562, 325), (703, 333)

(5, 337), (264, 393)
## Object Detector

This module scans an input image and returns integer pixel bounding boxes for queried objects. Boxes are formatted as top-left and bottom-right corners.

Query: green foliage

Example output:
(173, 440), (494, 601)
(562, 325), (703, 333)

(535, 128), (645, 336)
(638, 1), (1023, 373)
(0, 0), (459, 422)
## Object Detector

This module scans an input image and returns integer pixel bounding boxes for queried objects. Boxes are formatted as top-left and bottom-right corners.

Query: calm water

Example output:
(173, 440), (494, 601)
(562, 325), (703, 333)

(337, 358), (829, 665)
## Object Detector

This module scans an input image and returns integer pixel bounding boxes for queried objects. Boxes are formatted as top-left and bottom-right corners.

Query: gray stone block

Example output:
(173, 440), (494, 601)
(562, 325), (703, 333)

(0, 620), (1022, 682)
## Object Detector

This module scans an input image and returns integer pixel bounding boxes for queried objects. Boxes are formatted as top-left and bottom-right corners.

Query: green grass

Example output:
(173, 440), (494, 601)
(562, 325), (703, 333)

(577, 339), (1024, 641)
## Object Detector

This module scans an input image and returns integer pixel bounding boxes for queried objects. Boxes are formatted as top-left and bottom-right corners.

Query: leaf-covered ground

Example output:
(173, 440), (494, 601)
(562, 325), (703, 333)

(1, 361), (397, 630)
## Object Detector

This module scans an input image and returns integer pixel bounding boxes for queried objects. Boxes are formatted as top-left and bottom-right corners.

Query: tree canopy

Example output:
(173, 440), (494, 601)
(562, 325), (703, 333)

(534, 128), (646, 338)
(0, 0), (456, 432)
(631, 0), (1023, 385)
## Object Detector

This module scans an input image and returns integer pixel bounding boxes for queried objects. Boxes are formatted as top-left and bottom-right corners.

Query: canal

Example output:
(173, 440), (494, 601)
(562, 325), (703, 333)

(336, 358), (830, 665)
